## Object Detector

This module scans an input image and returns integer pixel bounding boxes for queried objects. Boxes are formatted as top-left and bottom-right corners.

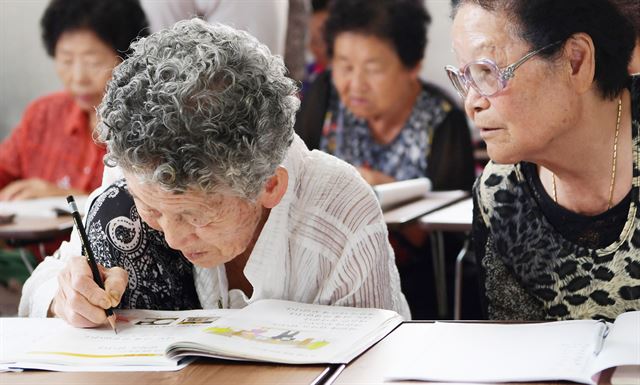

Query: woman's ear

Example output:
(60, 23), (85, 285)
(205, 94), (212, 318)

(629, 39), (640, 75)
(563, 32), (596, 94)
(258, 166), (289, 209)
(409, 60), (422, 79)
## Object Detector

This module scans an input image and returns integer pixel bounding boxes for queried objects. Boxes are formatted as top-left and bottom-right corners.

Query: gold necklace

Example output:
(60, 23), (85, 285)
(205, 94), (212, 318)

(552, 98), (622, 209)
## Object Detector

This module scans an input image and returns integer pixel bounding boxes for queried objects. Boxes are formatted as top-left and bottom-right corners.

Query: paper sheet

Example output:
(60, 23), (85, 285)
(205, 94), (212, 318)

(591, 311), (640, 373)
(0, 196), (88, 218)
(386, 320), (601, 384)
(1, 309), (232, 371)
(373, 178), (431, 211)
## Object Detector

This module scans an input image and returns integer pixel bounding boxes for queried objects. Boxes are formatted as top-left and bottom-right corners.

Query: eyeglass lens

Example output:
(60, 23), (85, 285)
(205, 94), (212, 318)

(446, 68), (467, 97)
(465, 63), (501, 96)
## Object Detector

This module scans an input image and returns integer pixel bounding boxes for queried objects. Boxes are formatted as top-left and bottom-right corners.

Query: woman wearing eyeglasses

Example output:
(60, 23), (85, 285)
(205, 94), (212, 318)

(448, 0), (639, 321)
(0, 0), (148, 201)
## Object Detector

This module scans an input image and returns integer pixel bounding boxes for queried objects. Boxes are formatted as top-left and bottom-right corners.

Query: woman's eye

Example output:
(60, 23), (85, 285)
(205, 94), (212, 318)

(140, 207), (160, 217)
(189, 217), (215, 227)
(336, 63), (353, 73)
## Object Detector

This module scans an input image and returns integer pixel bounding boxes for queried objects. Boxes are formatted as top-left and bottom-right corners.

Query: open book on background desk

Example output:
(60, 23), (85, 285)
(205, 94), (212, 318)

(0, 196), (88, 219)
(372, 178), (467, 225)
(387, 310), (640, 385)
(373, 178), (432, 211)
(1, 299), (402, 372)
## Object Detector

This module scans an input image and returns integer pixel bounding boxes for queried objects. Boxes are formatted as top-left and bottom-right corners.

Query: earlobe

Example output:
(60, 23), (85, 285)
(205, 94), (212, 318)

(259, 166), (289, 209)
(409, 61), (422, 79)
(629, 40), (640, 75)
(565, 33), (596, 93)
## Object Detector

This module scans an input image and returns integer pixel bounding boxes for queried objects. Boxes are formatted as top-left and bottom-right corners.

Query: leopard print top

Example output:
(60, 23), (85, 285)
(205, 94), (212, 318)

(473, 76), (640, 321)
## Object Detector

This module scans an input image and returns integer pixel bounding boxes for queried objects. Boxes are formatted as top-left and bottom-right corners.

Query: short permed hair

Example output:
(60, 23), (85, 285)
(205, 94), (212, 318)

(452, 0), (635, 100)
(324, 0), (431, 69)
(97, 19), (299, 200)
(41, 0), (149, 57)
(610, 0), (640, 37)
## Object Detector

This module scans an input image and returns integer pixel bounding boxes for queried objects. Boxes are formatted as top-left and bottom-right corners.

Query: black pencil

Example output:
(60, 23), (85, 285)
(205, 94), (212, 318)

(66, 195), (118, 334)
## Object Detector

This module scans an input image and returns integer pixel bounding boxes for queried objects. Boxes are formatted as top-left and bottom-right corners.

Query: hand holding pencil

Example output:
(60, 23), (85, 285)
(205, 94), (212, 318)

(49, 196), (127, 331)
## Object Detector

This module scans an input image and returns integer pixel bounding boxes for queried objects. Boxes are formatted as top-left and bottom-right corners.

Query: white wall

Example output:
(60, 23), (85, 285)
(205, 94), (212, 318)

(422, 0), (457, 99)
(0, 0), (60, 140)
(0, 0), (459, 140)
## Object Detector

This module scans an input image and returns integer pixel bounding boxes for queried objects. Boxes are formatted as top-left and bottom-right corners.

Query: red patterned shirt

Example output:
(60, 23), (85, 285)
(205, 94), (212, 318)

(0, 92), (106, 193)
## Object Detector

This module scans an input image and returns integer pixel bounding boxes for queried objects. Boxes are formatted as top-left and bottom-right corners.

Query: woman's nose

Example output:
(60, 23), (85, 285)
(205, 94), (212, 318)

(70, 61), (91, 84)
(159, 219), (194, 251)
(350, 68), (368, 91)
(464, 86), (490, 117)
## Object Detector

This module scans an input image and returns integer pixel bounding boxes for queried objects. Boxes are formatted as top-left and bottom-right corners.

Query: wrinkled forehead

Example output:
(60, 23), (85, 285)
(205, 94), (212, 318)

(123, 169), (230, 209)
(451, 4), (523, 65)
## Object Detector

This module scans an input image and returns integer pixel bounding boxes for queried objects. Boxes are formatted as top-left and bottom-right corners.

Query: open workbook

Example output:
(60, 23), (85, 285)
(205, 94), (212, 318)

(387, 310), (640, 385)
(0, 299), (402, 372)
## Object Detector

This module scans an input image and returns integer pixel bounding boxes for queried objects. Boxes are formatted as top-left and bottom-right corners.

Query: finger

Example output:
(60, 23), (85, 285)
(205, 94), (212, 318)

(54, 261), (103, 327)
(102, 266), (128, 307)
(10, 185), (38, 201)
(60, 274), (108, 326)
(0, 180), (29, 201)
(52, 287), (97, 327)
(11, 179), (55, 200)
(51, 271), (71, 318)
(68, 256), (111, 309)
(357, 169), (373, 184)
(64, 305), (104, 328)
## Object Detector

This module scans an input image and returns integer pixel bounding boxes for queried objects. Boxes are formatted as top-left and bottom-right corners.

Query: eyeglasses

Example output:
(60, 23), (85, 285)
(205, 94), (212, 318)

(445, 41), (562, 99)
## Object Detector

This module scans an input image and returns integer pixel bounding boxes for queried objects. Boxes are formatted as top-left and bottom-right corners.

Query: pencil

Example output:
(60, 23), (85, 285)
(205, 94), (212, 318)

(66, 195), (118, 334)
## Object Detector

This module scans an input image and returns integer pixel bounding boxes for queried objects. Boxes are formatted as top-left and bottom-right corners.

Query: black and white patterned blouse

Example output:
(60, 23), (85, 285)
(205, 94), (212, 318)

(85, 179), (200, 310)
(473, 76), (640, 321)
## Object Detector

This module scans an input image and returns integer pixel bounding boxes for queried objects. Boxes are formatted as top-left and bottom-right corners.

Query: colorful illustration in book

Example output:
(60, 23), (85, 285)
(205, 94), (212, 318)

(178, 317), (220, 325)
(204, 326), (330, 350)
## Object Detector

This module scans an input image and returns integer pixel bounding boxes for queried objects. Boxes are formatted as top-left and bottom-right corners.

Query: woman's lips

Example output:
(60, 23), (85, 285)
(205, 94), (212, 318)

(75, 94), (95, 105)
(479, 127), (502, 139)
(185, 251), (207, 262)
(349, 97), (369, 106)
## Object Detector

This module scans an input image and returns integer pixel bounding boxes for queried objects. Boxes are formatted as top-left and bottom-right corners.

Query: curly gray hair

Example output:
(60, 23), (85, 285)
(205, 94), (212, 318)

(97, 19), (299, 199)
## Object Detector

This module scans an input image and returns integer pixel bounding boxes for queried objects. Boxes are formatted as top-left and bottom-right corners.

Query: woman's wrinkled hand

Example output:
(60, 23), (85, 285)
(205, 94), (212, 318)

(0, 178), (80, 201)
(356, 167), (396, 186)
(50, 255), (128, 328)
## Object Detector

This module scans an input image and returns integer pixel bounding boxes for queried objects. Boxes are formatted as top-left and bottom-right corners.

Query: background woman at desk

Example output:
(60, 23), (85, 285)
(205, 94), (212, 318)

(295, 0), (476, 318)
(295, 0), (475, 190)
(0, 0), (148, 201)
(447, 0), (640, 320)
(19, 20), (410, 325)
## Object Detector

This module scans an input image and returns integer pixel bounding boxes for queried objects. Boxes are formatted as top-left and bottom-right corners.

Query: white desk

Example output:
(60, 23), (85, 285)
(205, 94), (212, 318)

(383, 190), (467, 225)
(0, 217), (73, 273)
(419, 197), (473, 320)
(0, 196), (87, 272)
(382, 191), (468, 319)
(419, 197), (472, 232)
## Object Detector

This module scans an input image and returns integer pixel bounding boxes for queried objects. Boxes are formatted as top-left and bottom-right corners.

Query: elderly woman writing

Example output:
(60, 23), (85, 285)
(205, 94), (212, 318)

(447, 0), (640, 320)
(19, 19), (411, 324)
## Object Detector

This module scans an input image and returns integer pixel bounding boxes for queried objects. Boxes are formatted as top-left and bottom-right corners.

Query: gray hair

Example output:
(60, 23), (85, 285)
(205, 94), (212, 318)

(97, 19), (299, 199)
